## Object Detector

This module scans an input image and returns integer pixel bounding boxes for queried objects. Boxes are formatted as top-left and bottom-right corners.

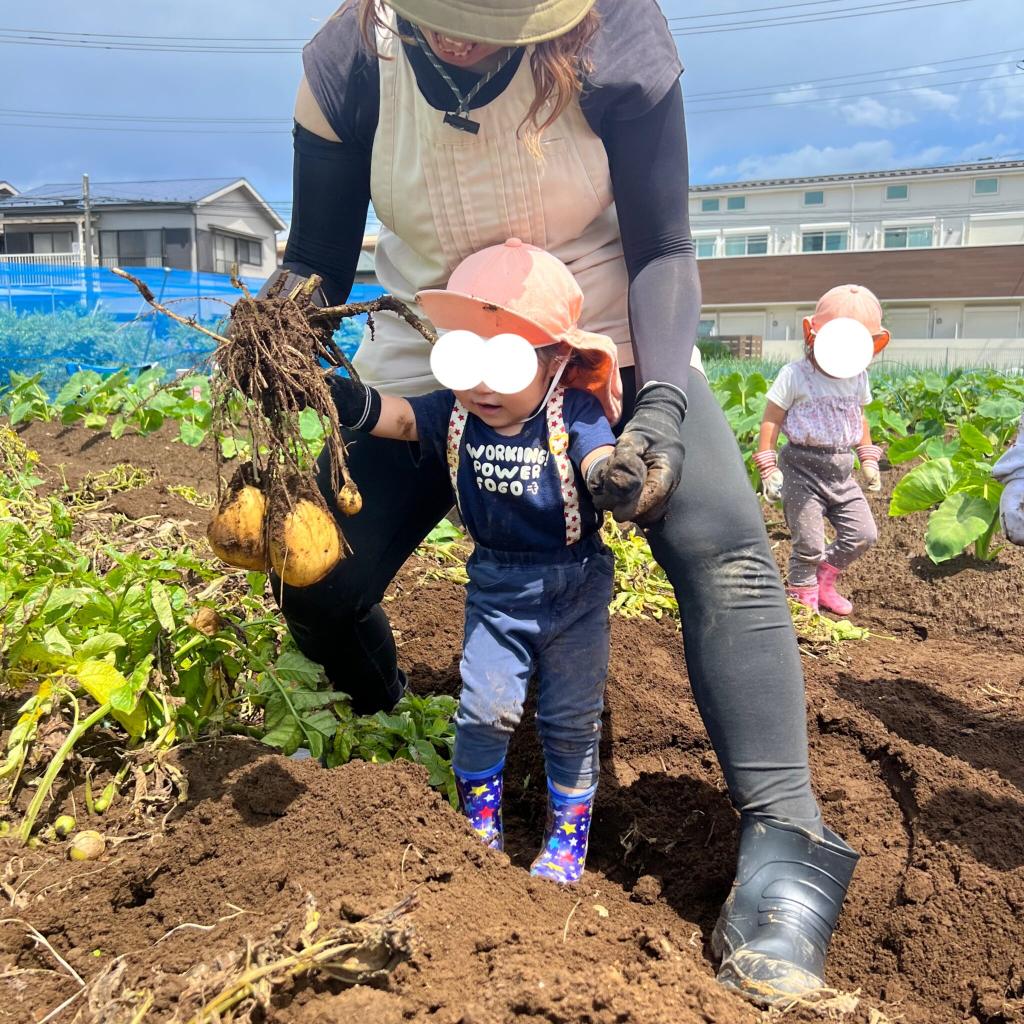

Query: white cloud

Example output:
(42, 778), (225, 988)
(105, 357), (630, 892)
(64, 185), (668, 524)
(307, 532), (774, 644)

(911, 87), (959, 113)
(710, 140), (952, 182)
(979, 64), (1024, 121)
(771, 84), (820, 105)
(839, 97), (916, 129)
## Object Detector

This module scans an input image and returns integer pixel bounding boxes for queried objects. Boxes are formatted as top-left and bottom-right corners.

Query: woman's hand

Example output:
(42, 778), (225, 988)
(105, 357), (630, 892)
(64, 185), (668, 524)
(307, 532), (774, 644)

(588, 383), (686, 525)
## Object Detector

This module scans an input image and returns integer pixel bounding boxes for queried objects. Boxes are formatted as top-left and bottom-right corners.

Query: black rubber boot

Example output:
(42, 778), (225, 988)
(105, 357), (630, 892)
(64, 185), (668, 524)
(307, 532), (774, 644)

(711, 815), (859, 1006)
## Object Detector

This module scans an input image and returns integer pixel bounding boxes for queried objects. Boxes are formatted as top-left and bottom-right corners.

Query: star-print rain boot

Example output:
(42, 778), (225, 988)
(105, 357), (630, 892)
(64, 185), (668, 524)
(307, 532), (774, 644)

(530, 779), (596, 885)
(816, 562), (853, 616)
(454, 762), (504, 851)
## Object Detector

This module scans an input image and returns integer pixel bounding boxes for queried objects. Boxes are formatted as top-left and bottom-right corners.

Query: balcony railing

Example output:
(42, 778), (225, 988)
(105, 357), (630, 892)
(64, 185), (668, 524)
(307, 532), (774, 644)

(0, 252), (83, 286)
(99, 255), (164, 269)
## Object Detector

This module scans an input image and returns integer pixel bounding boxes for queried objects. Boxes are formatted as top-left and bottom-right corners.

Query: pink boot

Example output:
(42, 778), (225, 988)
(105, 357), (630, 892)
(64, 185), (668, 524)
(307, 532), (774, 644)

(816, 562), (852, 616)
(786, 584), (819, 612)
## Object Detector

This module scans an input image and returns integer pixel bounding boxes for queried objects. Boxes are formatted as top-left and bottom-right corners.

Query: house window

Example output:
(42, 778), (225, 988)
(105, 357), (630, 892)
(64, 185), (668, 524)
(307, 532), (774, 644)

(214, 234), (262, 274)
(3, 230), (73, 255)
(886, 184), (909, 201)
(701, 198), (720, 212)
(698, 319), (716, 338)
(724, 234), (768, 256)
(99, 229), (163, 267)
(883, 226), (933, 249)
(727, 196), (746, 211)
(696, 237), (717, 259)
(803, 190), (824, 206)
(974, 177), (998, 195)
(801, 230), (848, 252)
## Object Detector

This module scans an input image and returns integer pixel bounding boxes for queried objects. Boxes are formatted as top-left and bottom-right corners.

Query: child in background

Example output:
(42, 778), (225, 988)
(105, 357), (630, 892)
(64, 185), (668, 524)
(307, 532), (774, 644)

(753, 284), (890, 616)
(328, 239), (621, 884)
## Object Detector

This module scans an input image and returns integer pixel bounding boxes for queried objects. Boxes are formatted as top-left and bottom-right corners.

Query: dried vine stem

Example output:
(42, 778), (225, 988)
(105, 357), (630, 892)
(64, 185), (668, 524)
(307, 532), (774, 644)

(310, 294), (438, 345)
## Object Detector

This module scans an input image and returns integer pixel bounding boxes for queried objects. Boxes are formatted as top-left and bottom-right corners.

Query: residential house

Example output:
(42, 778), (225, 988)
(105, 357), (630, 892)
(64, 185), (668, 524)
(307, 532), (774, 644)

(689, 159), (1024, 360)
(0, 177), (285, 278)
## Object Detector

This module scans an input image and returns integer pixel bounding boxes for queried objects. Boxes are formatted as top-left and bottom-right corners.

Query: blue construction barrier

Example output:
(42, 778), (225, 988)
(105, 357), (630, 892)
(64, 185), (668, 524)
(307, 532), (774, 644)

(0, 262), (383, 393)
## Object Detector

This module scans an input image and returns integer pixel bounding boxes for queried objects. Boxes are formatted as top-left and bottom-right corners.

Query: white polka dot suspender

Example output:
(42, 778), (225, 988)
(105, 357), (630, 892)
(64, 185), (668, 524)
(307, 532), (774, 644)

(546, 387), (582, 544)
(446, 387), (582, 546)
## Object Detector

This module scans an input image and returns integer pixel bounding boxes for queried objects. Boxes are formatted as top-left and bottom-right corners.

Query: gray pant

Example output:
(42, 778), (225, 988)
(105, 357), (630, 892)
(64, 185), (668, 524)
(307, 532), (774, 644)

(779, 444), (878, 587)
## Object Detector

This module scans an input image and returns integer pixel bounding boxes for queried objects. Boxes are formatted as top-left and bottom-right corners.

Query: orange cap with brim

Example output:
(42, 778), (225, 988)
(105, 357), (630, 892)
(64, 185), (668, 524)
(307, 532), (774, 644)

(416, 239), (623, 424)
(811, 283), (890, 355)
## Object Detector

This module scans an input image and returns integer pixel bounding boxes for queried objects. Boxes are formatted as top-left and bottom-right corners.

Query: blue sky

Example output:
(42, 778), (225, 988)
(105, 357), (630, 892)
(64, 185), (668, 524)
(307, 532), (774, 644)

(3, 0), (1022, 231)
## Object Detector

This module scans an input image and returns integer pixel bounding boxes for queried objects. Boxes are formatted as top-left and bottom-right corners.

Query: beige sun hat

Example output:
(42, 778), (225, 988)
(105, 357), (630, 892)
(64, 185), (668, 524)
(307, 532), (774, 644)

(387, 0), (598, 46)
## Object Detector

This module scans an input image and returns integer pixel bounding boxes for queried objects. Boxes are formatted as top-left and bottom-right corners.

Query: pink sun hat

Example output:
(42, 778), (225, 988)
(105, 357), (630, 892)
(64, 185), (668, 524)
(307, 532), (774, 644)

(416, 239), (623, 423)
(810, 283), (890, 355)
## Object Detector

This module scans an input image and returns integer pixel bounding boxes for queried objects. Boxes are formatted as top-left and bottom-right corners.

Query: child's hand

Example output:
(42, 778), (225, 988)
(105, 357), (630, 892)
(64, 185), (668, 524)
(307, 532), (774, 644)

(752, 450), (783, 503)
(856, 444), (883, 493)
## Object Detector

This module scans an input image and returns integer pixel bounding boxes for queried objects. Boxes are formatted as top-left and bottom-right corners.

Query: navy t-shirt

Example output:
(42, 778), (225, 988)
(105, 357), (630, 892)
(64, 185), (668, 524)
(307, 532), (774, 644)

(409, 388), (615, 552)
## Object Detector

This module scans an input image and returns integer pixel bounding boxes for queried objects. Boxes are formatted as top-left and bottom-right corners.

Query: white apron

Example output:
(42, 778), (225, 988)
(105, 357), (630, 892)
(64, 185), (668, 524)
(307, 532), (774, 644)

(354, 13), (703, 397)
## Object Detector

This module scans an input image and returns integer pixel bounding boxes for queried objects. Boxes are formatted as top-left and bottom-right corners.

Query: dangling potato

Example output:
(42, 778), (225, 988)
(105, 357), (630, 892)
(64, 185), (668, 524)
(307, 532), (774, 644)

(207, 464), (269, 571)
(269, 475), (344, 587)
(337, 479), (363, 517)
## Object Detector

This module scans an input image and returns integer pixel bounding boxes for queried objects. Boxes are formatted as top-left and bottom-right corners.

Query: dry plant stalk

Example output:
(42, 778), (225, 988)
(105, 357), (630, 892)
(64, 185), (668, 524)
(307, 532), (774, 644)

(112, 268), (435, 585)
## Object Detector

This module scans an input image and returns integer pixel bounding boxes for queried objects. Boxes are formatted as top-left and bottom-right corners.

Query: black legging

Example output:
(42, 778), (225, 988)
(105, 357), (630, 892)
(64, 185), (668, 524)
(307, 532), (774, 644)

(274, 369), (822, 830)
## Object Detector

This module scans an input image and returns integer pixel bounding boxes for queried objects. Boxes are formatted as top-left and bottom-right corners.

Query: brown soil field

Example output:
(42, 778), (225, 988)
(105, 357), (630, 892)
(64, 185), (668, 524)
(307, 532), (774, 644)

(1, 422), (1022, 1024)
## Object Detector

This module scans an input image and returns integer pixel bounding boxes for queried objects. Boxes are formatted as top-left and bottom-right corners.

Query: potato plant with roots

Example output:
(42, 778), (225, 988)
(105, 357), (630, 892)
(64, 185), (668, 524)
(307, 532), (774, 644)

(112, 267), (436, 590)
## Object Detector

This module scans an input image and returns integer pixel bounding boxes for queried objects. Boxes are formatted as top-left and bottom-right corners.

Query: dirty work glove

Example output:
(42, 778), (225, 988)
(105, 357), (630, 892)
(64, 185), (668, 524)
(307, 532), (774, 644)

(856, 443), (883, 492)
(588, 383), (686, 526)
(752, 450), (784, 504)
(327, 373), (381, 432)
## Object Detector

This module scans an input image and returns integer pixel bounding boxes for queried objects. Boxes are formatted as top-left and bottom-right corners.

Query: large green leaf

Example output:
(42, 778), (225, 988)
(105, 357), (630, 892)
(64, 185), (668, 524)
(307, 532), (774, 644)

(886, 434), (928, 466)
(889, 458), (957, 516)
(957, 421), (994, 456)
(977, 396), (1024, 426)
(925, 492), (999, 563)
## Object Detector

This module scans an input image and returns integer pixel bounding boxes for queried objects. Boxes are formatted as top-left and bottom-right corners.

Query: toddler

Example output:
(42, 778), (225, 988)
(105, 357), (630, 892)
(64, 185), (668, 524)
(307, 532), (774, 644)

(753, 284), (889, 615)
(328, 239), (621, 883)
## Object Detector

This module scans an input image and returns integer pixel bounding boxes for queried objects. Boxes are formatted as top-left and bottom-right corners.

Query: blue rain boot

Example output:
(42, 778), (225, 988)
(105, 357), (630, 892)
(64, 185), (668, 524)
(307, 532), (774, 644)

(530, 779), (596, 885)
(454, 761), (504, 851)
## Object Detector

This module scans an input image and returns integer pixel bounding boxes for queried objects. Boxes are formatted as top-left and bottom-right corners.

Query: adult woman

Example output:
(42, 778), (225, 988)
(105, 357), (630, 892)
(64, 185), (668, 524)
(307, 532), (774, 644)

(267, 0), (858, 1005)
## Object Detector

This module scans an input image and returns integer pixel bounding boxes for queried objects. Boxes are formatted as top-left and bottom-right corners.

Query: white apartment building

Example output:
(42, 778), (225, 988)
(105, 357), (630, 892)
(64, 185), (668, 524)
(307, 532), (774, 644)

(689, 159), (1024, 362)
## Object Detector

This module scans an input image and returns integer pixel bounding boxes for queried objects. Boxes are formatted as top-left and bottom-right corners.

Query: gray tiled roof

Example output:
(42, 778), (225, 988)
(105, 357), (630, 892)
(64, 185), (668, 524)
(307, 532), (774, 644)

(0, 177), (243, 208)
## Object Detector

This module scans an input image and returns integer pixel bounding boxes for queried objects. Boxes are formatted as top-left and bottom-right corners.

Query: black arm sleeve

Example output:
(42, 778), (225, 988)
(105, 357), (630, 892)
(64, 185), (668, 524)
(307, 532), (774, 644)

(603, 81), (701, 394)
(281, 123), (370, 306)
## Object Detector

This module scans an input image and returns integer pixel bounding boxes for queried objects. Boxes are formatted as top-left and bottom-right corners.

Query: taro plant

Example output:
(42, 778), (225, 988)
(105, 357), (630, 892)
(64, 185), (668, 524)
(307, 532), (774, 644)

(888, 395), (1023, 562)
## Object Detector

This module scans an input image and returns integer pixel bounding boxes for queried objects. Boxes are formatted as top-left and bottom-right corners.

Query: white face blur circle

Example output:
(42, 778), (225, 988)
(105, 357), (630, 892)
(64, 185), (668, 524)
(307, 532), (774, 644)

(430, 330), (486, 391)
(813, 317), (874, 378)
(481, 334), (539, 394)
